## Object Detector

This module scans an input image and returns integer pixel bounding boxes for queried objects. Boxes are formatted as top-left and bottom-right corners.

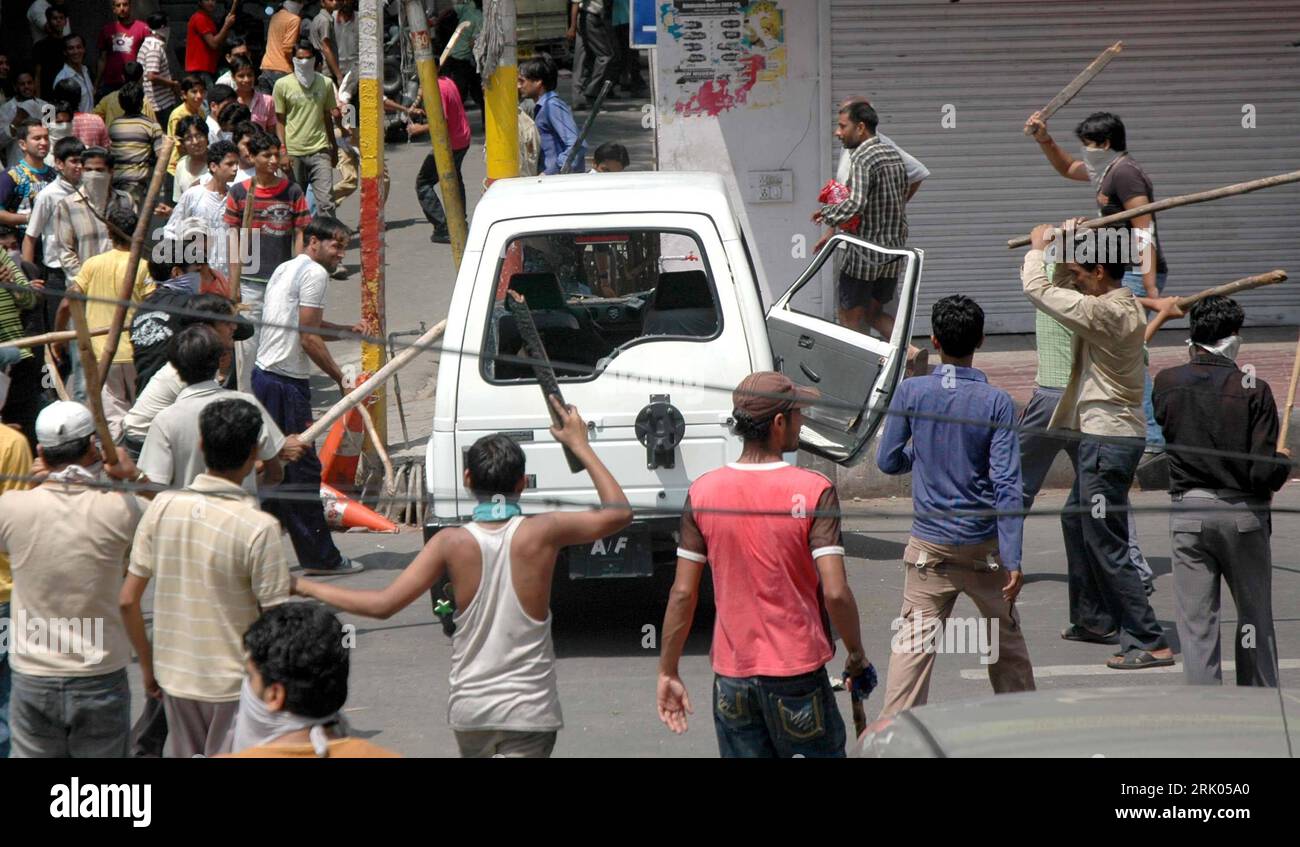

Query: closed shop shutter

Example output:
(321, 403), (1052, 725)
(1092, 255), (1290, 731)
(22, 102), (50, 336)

(830, 0), (1300, 333)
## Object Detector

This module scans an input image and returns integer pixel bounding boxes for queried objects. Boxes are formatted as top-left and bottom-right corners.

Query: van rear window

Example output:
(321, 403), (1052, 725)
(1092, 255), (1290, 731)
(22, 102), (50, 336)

(482, 229), (721, 383)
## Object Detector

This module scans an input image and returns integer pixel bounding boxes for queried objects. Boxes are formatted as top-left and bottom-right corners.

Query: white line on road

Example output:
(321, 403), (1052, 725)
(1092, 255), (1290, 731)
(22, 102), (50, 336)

(960, 659), (1300, 679)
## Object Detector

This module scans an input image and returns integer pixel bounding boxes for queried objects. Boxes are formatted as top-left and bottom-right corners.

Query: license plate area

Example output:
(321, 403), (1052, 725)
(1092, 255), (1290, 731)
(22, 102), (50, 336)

(566, 526), (653, 579)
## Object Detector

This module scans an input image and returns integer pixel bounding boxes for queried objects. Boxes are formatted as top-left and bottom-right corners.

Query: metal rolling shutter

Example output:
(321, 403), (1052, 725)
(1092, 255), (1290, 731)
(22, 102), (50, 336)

(830, 0), (1300, 334)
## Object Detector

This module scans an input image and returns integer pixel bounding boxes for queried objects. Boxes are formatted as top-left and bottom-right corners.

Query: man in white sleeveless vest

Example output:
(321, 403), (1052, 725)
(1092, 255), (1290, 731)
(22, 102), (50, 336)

(295, 398), (632, 757)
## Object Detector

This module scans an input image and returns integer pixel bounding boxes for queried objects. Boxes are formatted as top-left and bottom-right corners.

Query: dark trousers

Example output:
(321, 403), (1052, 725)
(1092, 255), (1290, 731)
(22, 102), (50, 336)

(1062, 437), (1167, 653)
(1017, 386), (1069, 508)
(572, 9), (617, 102)
(441, 56), (483, 110)
(1171, 493), (1278, 686)
(2, 355), (51, 450)
(251, 367), (344, 570)
(416, 146), (468, 234)
(712, 668), (846, 758)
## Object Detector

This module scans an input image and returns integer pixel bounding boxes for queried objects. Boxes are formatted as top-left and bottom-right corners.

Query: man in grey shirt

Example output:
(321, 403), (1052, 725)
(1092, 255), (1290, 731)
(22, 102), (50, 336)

(139, 325), (287, 494)
(309, 0), (343, 85)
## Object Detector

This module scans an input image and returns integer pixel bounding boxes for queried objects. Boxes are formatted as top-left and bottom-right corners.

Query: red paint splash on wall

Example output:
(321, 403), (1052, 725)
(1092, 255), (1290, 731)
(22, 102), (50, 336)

(673, 54), (769, 116)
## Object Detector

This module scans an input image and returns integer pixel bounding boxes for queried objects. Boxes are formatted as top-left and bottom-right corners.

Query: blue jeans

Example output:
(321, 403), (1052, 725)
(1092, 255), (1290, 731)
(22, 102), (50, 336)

(0, 601), (10, 758)
(251, 367), (344, 570)
(1122, 270), (1168, 451)
(8, 667), (131, 758)
(713, 668), (846, 758)
(1062, 437), (1167, 653)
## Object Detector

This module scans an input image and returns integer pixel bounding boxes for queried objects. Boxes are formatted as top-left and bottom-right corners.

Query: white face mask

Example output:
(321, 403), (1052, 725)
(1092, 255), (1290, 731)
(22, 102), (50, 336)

(1190, 334), (1242, 362)
(292, 56), (317, 87)
(231, 677), (335, 755)
(81, 170), (111, 211)
(1081, 145), (1121, 189)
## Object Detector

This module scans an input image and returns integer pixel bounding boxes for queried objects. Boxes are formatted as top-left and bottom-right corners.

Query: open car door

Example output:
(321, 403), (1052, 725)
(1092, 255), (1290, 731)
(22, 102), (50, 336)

(765, 233), (923, 465)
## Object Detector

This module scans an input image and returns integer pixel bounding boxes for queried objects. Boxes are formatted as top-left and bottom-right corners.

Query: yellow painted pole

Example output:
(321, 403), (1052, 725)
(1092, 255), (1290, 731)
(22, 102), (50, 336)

(485, 0), (519, 185)
(405, 0), (469, 268)
(357, 0), (387, 443)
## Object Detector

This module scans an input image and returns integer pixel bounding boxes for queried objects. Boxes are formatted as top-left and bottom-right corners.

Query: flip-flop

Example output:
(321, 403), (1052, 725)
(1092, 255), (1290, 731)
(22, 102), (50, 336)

(1061, 624), (1120, 645)
(1107, 650), (1176, 670)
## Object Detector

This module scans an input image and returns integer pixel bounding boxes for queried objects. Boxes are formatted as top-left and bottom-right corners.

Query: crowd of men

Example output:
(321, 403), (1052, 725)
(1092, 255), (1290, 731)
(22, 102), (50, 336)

(0, 4), (1291, 761)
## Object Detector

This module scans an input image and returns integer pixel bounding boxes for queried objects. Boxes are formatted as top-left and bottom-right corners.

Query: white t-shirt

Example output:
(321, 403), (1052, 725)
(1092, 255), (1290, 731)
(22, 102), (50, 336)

(164, 182), (231, 274)
(25, 176), (76, 269)
(52, 64), (95, 114)
(836, 131), (930, 185)
(256, 253), (329, 379)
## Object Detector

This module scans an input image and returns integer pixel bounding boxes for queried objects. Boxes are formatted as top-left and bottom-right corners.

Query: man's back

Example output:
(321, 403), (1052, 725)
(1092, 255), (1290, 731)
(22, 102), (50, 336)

(0, 484), (142, 676)
(682, 462), (839, 678)
(877, 369), (1023, 559)
(444, 516), (563, 732)
(139, 382), (285, 492)
(75, 248), (151, 364)
(1154, 353), (1290, 498)
(129, 477), (290, 701)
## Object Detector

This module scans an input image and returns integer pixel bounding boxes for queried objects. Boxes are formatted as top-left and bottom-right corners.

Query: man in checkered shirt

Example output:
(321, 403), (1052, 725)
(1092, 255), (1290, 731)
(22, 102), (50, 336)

(813, 101), (909, 345)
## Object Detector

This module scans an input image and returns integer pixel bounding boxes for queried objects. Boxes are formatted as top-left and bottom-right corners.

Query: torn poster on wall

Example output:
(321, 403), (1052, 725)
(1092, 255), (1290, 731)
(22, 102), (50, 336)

(661, 0), (787, 117)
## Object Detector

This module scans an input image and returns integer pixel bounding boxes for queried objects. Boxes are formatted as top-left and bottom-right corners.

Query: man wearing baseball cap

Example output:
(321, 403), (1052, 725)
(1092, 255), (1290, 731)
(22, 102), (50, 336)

(0, 401), (146, 757)
(657, 371), (871, 757)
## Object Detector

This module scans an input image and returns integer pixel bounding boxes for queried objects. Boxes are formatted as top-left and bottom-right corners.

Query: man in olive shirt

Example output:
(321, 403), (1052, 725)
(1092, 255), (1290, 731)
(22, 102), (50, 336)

(1021, 222), (1172, 670)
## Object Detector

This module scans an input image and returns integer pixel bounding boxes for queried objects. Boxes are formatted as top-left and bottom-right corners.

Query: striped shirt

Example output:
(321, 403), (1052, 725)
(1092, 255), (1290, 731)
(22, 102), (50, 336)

(108, 116), (164, 194)
(819, 136), (908, 280)
(128, 474), (291, 702)
(136, 34), (179, 111)
(54, 189), (137, 276)
(71, 112), (110, 149)
(94, 90), (157, 126)
(0, 250), (35, 361)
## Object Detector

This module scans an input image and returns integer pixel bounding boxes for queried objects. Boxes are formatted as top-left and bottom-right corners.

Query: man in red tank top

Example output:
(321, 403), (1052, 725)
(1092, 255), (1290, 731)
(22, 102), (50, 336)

(656, 371), (873, 757)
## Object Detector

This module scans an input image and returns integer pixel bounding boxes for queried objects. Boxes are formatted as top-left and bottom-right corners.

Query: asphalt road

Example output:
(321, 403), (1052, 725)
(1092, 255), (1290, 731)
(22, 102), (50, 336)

(120, 94), (1300, 758)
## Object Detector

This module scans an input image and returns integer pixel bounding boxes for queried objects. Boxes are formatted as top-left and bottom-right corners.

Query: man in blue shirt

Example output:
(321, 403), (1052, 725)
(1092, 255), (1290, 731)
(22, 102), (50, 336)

(876, 295), (1035, 717)
(518, 56), (584, 175)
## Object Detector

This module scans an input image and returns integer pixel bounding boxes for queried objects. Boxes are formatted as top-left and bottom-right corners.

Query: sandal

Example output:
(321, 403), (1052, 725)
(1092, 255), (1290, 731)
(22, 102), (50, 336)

(1107, 649), (1176, 670)
(1061, 624), (1120, 645)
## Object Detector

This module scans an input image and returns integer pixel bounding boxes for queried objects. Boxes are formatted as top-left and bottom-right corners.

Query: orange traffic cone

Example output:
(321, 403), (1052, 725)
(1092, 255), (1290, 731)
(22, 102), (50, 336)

(319, 375), (370, 487)
(321, 483), (399, 533)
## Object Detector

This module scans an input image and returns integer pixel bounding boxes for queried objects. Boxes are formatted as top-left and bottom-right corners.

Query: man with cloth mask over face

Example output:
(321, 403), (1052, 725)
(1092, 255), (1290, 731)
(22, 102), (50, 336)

(1151, 295), (1292, 687)
(0, 400), (146, 758)
(223, 602), (398, 757)
(1024, 110), (1170, 461)
(273, 40), (341, 217)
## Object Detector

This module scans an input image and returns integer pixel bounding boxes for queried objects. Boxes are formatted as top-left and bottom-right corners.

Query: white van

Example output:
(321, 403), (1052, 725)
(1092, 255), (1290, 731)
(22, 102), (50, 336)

(425, 172), (923, 580)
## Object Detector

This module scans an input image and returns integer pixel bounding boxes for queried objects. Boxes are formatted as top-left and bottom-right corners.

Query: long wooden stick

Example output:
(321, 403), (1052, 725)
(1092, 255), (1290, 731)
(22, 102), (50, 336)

(228, 178), (258, 306)
(439, 20), (472, 65)
(1176, 270), (1287, 309)
(1280, 333), (1300, 451)
(44, 346), (69, 401)
(96, 137), (175, 373)
(0, 326), (110, 350)
(1008, 170), (1300, 248)
(1026, 41), (1124, 135)
(67, 297), (119, 467)
(300, 320), (446, 444)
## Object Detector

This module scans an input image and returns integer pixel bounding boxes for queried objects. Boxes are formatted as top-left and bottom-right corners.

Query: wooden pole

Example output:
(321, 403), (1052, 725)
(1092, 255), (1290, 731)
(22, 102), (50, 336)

(1025, 41), (1123, 134)
(1175, 270), (1287, 309)
(0, 326), (110, 350)
(95, 137), (175, 373)
(1008, 170), (1300, 248)
(227, 177), (257, 305)
(300, 320), (445, 444)
(439, 21), (472, 65)
(44, 346), (69, 401)
(406, 0), (469, 267)
(1280, 332), (1300, 451)
(67, 297), (119, 467)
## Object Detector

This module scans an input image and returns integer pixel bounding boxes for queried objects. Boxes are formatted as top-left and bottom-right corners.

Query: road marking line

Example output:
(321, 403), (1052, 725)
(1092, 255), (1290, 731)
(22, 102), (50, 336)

(960, 659), (1300, 679)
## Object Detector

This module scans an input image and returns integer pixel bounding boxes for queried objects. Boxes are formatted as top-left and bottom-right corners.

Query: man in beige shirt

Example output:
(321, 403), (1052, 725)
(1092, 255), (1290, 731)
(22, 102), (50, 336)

(0, 401), (145, 757)
(121, 397), (293, 758)
(1021, 222), (1173, 670)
